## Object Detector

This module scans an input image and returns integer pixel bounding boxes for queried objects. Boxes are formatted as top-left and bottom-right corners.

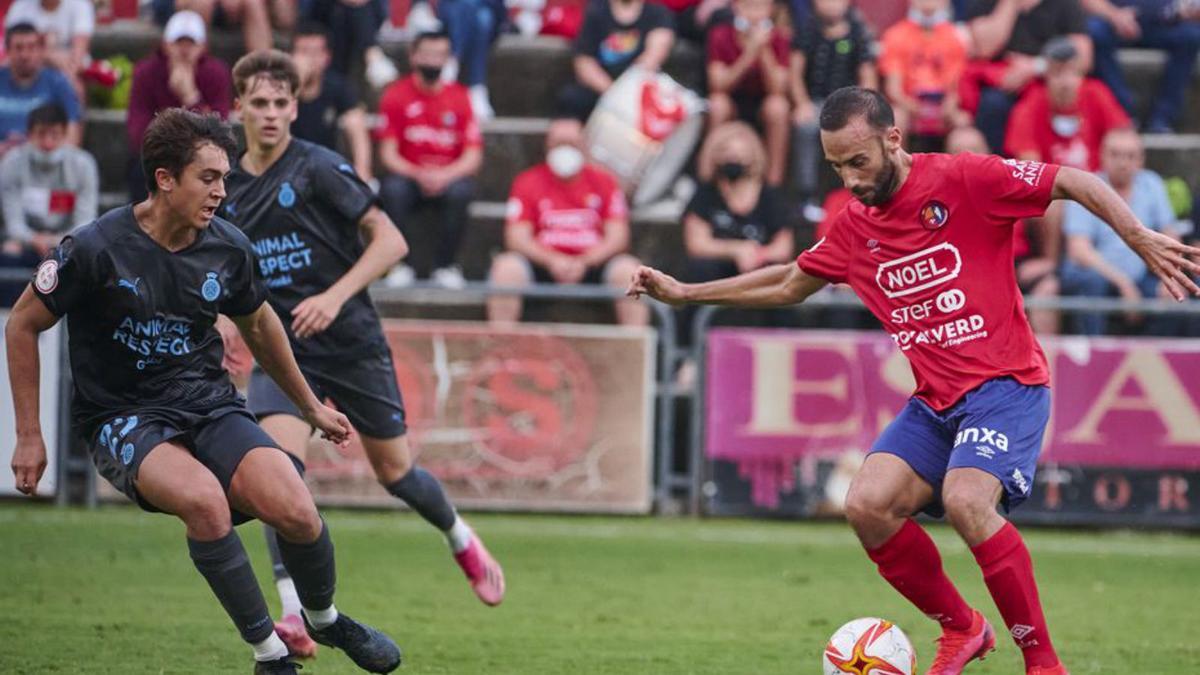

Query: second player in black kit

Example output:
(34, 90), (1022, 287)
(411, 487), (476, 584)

(219, 51), (504, 658)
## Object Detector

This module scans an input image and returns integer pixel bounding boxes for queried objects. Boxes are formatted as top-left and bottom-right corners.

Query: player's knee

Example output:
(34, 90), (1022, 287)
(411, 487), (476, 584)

(844, 485), (896, 531)
(941, 484), (993, 529)
(271, 494), (323, 543)
(373, 453), (414, 486)
(178, 484), (232, 539)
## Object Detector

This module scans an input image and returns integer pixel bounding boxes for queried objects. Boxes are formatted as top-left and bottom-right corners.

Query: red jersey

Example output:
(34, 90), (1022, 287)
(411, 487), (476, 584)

(1004, 79), (1130, 171)
(506, 163), (628, 256)
(797, 153), (1058, 410)
(378, 75), (482, 168)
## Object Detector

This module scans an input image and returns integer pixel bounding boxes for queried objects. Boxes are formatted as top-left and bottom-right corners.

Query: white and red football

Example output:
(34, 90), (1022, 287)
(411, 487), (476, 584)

(822, 617), (916, 675)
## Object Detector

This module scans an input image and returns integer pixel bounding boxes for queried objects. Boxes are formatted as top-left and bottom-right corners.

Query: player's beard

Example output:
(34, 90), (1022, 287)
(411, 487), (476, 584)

(852, 151), (900, 207)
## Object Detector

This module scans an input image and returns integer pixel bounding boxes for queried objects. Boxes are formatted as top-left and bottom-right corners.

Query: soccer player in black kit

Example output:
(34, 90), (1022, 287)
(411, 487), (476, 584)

(4, 110), (401, 675)
(218, 50), (504, 657)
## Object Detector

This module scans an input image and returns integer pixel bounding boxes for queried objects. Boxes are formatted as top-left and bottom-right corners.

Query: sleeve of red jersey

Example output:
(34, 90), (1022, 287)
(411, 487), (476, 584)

(505, 171), (536, 228)
(795, 210), (852, 284)
(602, 171), (629, 221)
(461, 92), (483, 148)
(963, 153), (1061, 225)
(377, 86), (402, 140)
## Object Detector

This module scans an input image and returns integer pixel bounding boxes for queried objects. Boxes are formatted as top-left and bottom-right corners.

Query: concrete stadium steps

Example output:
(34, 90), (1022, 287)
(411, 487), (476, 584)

(91, 21), (1200, 129)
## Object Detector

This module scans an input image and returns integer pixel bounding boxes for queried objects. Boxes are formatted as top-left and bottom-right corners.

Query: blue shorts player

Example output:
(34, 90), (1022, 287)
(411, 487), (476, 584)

(628, 87), (1200, 675)
(217, 49), (504, 658)
(5, 109), (401, 675)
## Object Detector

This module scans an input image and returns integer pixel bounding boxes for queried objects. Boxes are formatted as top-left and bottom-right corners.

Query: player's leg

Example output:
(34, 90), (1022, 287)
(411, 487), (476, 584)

(207, 415), (401, 673)
(316, 352), (505, 605)
(943, 379), (1063, 674)
(245, 369), (322, 656)
(848, 402), (992, 675)
(133, 441), (293, 668)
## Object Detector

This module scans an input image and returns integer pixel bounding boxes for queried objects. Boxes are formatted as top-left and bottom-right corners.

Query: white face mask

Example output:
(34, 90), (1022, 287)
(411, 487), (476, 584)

(909, 8), (950, 28)
(547, 145), (584, 179)
(1051, 114), (1081, 138)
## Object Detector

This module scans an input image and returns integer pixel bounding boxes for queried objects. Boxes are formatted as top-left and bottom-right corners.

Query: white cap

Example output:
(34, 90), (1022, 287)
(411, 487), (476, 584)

(163, 10), (206, 44)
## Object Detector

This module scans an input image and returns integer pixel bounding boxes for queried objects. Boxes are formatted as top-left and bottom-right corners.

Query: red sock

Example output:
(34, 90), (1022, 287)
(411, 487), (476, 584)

(971, 522), (1059, 670)
(866, 519), (973, 631)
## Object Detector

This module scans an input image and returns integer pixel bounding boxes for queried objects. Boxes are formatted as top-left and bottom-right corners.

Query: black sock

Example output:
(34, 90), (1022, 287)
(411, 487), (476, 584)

(275, 520), (336, 612)
(187, 530), (274, 644)
(386, 466), (456, 531)
(262, 524), (289, 581)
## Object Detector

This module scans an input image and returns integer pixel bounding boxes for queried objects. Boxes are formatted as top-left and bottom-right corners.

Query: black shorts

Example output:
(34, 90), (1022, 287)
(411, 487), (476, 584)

(247, 351), (407, 439)
(519, 255), (619, 286)
(88, 406), (292, 522)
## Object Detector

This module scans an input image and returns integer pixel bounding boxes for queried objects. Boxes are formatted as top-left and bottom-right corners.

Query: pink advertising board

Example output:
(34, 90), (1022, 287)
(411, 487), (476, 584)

(706, 329), (1200, 510)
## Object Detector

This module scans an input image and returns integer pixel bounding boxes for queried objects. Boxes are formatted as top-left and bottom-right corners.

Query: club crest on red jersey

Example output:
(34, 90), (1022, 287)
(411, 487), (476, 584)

(919, 200), (949, 230)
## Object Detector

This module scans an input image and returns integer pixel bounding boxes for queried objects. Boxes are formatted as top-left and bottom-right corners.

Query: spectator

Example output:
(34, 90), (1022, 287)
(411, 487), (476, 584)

(0, 22), (81, 155)
(487, 118), (648, 326)
(879, 0), (972, 151)
(686, 121), (793, 284)
(4, 0), (94, 98)
(126, 10), (232, 201)
(304, 0), (399, 90)
(290, 21), (373, 183)
(789, 0), (876, 214)
(436, 0), (505, 120)
(557, 0), (675, 121)
(0, 103), (96, 305)
(1083, 0), (1200, 132)
(947, 125), (1061, 333)
(152, 0), (295, 52)
(1005, 37), (1129, 170)
(379, 30), (483, 289)
(1060, 128), (1179, 334)
(706, 0), (790, 185)
(964, 0), (1092, 153)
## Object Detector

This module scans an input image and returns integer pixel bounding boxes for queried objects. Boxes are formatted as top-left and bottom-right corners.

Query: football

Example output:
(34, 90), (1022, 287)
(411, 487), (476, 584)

(822, 617), (916, 675)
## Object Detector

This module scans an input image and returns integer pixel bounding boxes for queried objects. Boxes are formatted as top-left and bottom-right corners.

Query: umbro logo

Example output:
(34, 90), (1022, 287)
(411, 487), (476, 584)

(1011, 624), (1035, 639)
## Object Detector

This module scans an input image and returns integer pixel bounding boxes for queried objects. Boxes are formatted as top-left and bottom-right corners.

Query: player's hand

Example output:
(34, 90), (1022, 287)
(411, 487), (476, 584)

(215, 315), (254, 379)
(1128, 228), (1200, 301)
(302, 403), (353, 447)
(11, 434), (47, 496)
(291, 291), (345, 339)
(1110, 7), (1141, 40)
(627, 265), (689, 305)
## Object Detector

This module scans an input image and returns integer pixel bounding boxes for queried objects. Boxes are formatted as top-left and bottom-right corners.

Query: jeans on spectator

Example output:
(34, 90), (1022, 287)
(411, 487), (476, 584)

(975, 86), (1017, 154)
(0, 246), (40, 307)
(437, 0), (503, 87)
(1059, 260), (1163, 335)
(379, 174), (474, 270)
(556, 82), (602, 122)
(304, 0), (389, 76)
(791, 100), (823, 200)
(1089, 16), (1200, 128)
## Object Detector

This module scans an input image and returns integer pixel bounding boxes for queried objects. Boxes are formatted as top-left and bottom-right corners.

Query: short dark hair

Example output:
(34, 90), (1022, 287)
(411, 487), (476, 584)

(26, 103), (67, 132)
(232, 49), (300, 98)
(412, 29), (450, 51)
(141, 109), (237, 195)
(819, 87), (895, 133)
(292, 20), (332, 47)
(5, 22), (39, 47)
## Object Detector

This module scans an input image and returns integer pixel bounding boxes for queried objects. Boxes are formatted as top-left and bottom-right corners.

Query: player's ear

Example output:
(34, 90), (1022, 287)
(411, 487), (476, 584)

(154, 167), (175, 193)
(885, 126), (903, 153)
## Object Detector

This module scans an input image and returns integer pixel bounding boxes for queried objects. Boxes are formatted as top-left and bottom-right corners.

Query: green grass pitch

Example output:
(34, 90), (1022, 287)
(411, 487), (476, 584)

(1, 504), (1198, 674)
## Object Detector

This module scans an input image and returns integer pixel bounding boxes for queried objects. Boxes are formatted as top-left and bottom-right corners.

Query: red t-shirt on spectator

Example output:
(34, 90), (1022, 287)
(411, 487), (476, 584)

(1004, 79), (1130, 171)
(706, 23), (790, 98)
(379, 75), (482, 168)
(506, 162), (628, 256)
(650, 0), (699, 13)
(127, 49), (231, 152)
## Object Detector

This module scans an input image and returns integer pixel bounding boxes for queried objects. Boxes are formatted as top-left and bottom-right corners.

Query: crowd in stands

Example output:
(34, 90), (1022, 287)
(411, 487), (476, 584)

(0, 0), (1198, 339)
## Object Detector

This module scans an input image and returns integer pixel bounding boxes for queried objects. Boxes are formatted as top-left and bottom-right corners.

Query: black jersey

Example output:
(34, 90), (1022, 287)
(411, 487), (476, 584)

(31, 205), (268, 435)
(221, 139), (387, 359)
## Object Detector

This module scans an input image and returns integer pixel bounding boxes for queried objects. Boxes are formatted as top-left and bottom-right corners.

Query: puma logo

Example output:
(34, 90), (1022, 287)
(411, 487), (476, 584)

(118, 277), (142, 296)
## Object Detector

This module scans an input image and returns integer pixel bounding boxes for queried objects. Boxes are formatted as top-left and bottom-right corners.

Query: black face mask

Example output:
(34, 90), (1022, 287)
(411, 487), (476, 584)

(417, 65), (442, 84)
(717, 162), (748, 182)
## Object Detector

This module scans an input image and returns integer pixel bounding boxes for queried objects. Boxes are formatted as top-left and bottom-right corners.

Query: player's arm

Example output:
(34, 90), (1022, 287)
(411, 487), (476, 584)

(5, 287), (61, 495)
(291, 206), (408, 339)
(627, 262), (826, 307)
(1052, 166), (1200, 300)
(230, 303), (351, 444)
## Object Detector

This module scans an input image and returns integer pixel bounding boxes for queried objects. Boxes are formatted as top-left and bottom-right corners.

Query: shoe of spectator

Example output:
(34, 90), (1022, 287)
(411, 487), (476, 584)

(469, 85), (494, 121)
(366, 53), (399, 91)
(432, 266), (466, 289)
(405, 1), (442, 37)
(442, 57), (460, 84)
(384, 264), (416, 288)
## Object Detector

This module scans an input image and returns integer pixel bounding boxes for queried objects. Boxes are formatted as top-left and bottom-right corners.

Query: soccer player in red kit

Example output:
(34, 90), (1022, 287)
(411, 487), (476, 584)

(628, 87), (1200, 675)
